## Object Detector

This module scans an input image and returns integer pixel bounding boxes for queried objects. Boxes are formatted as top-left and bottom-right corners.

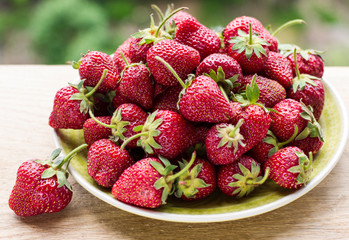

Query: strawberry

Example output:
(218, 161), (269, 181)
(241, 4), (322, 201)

(121, 110), (196, 160)
(87, 139), (134, 188)
(217, 155), (269, 197)
(112, 86), (132, 109)
(73, 51), (119, 93)
(89, 103), (148, 149)
(260, 51), (293, 89)
(9, 145), (87, 216)
(174, 15), (221, 59)
(175, 157), (216, 201)
(118, 59), (154, 110)
(264, 146), (313, 189)
(83, 116), (112, 147)
(269, 99), (308, 142)
(235, 74), (286, 108)
(279, 44), (324, 78)
(205, 78), (271, 165)
(152, 85), (182, 113)
(196, 53), (243, 81)
(112, 151), (197, 208)
(146, 39), (200, 86)
(49, 70), (108, 129)
(286, 48), (325, 120)
(227, 23), (270, 74)
(112, 37), (135, 72)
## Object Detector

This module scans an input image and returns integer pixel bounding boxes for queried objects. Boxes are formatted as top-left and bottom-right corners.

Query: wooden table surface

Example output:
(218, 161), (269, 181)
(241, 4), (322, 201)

(1, 65), (349, 239)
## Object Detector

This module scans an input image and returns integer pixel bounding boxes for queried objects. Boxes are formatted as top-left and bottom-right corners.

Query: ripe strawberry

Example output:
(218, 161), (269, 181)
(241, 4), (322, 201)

(118, 61), (154, 110)
(175, 157), (216, 201)
(235, 74), (286, 108)
(87, 139), (134, 188)
(112, 86), (132, 109)
(168, 9), (193, 26)
(152, 85), (182, 113)
(112, 37), (135, 72)
(286, 48), (325, 120)
(121, 110), (196, 160)
(196, 53), (243, 81)
(264, 146), (313, 189)
(260, 51), (293, 89)
(205, 78), (271, 165)
(112, 152), (197, 208)
(174, 15), (221, 59)
(83, 116), (112, 147)
(227, 23), (270, 74)
(279, 44), (324, 78)
(147, 39), (200, 86)
(269, 99), (308, 142)
(218, 155), (269, 197)
(49, 70), (108, 129)
(73, 51), (119, 93)
(9, 145), (87, 216)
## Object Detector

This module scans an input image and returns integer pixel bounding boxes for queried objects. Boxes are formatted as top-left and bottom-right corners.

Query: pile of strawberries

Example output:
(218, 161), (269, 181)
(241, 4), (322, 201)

(9, 5), (326, 216)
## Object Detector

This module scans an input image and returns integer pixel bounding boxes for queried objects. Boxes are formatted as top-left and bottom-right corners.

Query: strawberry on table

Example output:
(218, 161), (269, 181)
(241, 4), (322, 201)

(264, 146), (313, 189)
(9, 144), (87, 217)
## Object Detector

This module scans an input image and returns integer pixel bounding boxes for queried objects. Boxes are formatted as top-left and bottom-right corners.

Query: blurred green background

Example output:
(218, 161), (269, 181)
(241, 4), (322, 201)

(0, 0), (348, 65)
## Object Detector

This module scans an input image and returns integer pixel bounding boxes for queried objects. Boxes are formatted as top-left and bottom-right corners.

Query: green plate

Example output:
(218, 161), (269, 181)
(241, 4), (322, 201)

(54, 78), (348, 222)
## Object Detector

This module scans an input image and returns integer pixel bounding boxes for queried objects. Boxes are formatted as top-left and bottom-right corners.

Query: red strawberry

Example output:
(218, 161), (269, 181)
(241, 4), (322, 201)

(260, 51), (293, 89)
(236, 74), (286, 108)
(73, 51), (119, 93)
(264, 146), (312, 189)
(152, 85), (182, 113)
(112, 37), (135, 72)
(174, 15), (221, 59)
(270, 99), (308, 142)
(168, 10), (193, 26)
(196, 53), (243, 81)
(112, 86), (132, 109)
(227, 23), (270, 74)
(87, 139), (134, 188)
(83, 116), (112, 147)
(112, 152), (197, 208)
(9, 145), (87, 216)
(118, 61), (154, 110)
(175, 157), (216, 201)
(286, 48), (325, 120)
(121, 110), (196, 160)
(49, 70), (108, 129)
(218, 155), (268, 197)
(147, 39), (200, 86)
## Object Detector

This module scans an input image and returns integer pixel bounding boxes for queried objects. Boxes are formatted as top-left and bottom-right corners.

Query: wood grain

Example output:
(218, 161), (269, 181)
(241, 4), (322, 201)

(1, 66), (349, 239)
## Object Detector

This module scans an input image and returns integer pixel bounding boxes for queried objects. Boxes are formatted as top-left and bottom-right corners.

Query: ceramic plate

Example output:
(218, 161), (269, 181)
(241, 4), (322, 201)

(53, 78), (348, 223)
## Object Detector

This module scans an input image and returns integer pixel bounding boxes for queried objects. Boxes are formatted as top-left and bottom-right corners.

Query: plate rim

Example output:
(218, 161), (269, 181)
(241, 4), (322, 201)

(53, 77), (349, 223)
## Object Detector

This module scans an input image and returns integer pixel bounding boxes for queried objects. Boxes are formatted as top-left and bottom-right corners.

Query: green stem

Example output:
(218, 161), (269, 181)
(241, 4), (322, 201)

(85, 69), (108, 98)
(120, 51), (130, 66)
(219, 85), (230, 102)
(228, 119), (244, 138)
(272, 19), (305, 37)
(154, 7), (188, 37)
(248, 22), (253, 45)
(88, 109), (117, 129)
(155, 56), (186, 88)
(120, 132), (149, 150)
(167, 151), (196, 182)
(59, 143), (88, 170)
(279, 125), (299, 148)
(293, 48), (301, 79)
(247, 167), (270, 185)
(305, 152), (313, 171)
(151, 4), (164, 22)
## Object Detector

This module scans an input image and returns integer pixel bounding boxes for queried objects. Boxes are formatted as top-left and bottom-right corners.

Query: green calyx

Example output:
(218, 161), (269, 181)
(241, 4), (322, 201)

(203, 66), (239, 102)
(288, 151), (313, 186)
(131, 6), (188, 45)
(217, 119), (246, 153)
(120, 110), (162, 152)
(229, 22), (270, 59)
(263, 125), (299, 158)
(150, 151), (197, 204)
(69, 69), (108, 114)
(297, 103), (324, 142)
(37, 144), (88, 191)
(228, 162), (270, 198)
(279, 43), (324, 60)
(291, 48), (321, 93)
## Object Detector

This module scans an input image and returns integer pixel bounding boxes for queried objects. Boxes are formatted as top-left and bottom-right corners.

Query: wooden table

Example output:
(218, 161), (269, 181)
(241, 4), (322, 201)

(1, 65), (349, 239)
